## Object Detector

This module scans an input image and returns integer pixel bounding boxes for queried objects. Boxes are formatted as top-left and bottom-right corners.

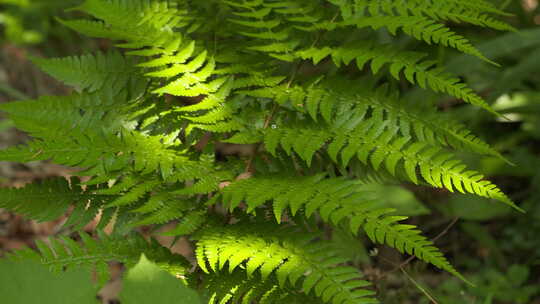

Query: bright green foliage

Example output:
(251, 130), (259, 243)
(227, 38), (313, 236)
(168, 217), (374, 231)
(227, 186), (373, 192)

(262, 122), (517, 209)
(0, 0), (523, 302)
(215, 175), (466, 281)
(242, 80), (506, 160)
(0, 259), (99, 304)
(0, 254), (200, 304)
(197, 223), (377, 304)
(120, 254), (202, 304)
(204, 271), (325, 304)
(31, 51), (139, 92)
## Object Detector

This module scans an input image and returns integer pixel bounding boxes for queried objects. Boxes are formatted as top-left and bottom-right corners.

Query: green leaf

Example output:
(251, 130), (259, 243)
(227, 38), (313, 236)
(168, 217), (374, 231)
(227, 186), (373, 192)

(120, 254), (202, 304)
(0, 259), (98, 304)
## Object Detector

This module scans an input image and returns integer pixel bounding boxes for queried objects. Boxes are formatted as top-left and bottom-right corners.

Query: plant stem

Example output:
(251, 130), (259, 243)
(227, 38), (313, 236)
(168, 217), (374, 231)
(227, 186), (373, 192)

(0, 82), (30, 100)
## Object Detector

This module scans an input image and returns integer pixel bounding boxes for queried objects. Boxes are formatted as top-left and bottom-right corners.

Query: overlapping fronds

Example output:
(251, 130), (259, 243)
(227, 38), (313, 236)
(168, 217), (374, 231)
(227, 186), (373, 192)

(197, 223), (378, 304)
(221, 0), (504, 115)
(0, 1), (522, 302)
(0, 129), (206, 180)
(89, 168), (230, 231)
(0, 178), (115, 228)
(262, 117), (519, 210)
(224, 0), (503, 63)
(0, 85), (140, 138)
(329, 0), (514, 31)
(61, 0), (226, 99)
(214, 175), (466, 281)
(350, 15), (493, 63)
(8, 232), (190, 285)
(31, 50), (140, 92)
(108, 181), (209, 232)
(0, 87), (213, 180)
(204, 271), (325, 304)
(240, 79), (505, 161)
(223, 0), (332, 61)
(296, 43), (497, 114)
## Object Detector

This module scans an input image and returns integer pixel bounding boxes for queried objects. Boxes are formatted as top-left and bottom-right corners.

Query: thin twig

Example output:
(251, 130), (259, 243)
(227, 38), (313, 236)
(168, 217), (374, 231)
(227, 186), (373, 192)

(0, 82), (30, 100)
(244, 62), (301, 173)
(244, 103), (279, 173)
(400, 268), (440, 304)
(380, 217), (460, 278)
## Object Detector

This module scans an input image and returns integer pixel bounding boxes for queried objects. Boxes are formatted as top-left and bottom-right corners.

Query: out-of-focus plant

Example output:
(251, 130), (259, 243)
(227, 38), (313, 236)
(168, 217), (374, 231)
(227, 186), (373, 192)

(0, 0), (80, 45)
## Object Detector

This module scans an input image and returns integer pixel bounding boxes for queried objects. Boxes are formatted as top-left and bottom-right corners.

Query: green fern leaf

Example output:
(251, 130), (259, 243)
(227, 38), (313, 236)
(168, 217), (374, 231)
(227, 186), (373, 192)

(216, 174), (487, 282)
(296, 43), (498, 115)
(197, 223), (377, 304)
(0, 178), (115, 228)
(31, 51), (140, 92)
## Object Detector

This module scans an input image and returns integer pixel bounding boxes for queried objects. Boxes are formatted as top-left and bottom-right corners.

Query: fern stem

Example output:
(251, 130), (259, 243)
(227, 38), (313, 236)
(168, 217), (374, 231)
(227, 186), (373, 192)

(245, 103), (279, 173)
(0, 83), (30, 100)
(400, 268), (440, 304)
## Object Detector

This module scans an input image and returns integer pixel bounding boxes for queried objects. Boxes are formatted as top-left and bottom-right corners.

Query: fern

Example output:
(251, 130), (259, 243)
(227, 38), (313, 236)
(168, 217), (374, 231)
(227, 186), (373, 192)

(31, 50), (140, 92)
(262, 121), (518, 210)
(0, 0), (524, 302)
(350, 15), (494, 64)
(204, 271), (325, 304)
(63, 0), (226, 99)
(296, 43), (498, 114)
(0, 178), (115, 228)
(240, 79), (508, 161)
(214, 175), (468, 281)
(330, 0), (515, 31)
(8, 231), (190, 285)
(197, 223), (377, 304)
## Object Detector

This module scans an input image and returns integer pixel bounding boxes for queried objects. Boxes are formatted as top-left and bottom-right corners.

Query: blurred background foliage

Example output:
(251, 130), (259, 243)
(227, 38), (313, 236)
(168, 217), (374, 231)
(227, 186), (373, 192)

(0, 0), (539, 303)
(0, 0), (80, 45)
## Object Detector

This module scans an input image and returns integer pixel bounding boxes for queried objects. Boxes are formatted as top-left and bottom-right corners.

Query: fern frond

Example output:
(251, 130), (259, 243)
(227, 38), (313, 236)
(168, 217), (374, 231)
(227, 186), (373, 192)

(205, 270), (325, 304)
(106, 178), (162, 208)
(8, 232), (190, 285)
(97, 169), (231, 229)
(161, 210), (208, 236)
(240, 80), (507, 161)
(223, 0), (327, 59)
(262, 118), (519, 210)
(197, 223), (377, 304)
(74, 0), (185, 42)
(0, 89), (140, 139)
(124, 191), (196, 228)
(0, 2), (522, 302)
(31, 51), (141, 92)
(0, 129), (208, 182)
(296, 43), (498, 115)
(331, 0), (515, 31)
(0, 88), (217, 179)
(0, 178), (115, 229)
(64, 0), (225, 99)
(215, 175), (468, 281)
(350, 16), (493, 64)
(225, 0), (502, 66)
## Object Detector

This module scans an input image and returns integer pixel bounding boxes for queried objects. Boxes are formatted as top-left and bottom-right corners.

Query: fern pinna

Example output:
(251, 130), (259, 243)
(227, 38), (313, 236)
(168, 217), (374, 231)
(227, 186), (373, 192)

(0, 0), (522, 302)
